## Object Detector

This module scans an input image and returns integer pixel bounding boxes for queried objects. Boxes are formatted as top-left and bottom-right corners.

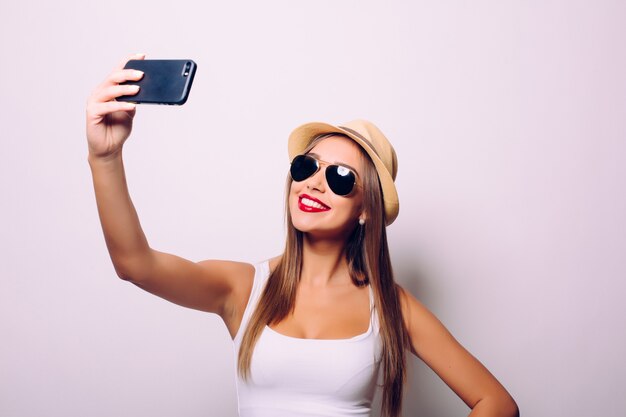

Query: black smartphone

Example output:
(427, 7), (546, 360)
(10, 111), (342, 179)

(117, 59), (197, 105)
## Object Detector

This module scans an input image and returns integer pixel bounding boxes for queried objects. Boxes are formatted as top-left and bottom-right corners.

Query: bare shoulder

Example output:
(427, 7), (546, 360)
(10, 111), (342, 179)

(196, 259), (255, 285)
(396, 284), (436, 328)
(395, 284), (454, 356)
(211, 256), (281, 338)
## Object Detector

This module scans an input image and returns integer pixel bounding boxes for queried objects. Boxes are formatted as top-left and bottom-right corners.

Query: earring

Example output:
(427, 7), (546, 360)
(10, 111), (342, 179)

(359, 218), (365, 225)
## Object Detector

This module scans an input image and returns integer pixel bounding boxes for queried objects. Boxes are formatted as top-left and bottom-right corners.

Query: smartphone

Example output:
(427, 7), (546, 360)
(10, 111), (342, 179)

(117, 59), (197, 105)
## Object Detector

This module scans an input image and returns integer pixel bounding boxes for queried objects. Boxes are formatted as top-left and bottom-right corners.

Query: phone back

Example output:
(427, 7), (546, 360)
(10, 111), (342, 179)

(118, 59), (197, 105)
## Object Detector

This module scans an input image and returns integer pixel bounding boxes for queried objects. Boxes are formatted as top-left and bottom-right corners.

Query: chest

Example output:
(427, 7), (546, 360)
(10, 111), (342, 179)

(269, 284), (371, 339)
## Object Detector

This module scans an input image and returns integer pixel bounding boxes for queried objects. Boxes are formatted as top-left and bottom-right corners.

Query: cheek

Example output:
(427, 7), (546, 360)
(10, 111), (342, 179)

(288, 182), (302, 208)
(289, 181), (302, 200)
(328, 196), (360, 218)
(343, 195), (364, 218)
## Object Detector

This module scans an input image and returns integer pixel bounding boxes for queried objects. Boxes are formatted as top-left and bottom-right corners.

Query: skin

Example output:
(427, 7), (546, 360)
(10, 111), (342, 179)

(86, 54), (519, 417)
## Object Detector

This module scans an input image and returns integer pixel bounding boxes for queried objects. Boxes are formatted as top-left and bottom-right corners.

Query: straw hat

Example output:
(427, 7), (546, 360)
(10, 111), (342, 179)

(288, 119), (399, 226)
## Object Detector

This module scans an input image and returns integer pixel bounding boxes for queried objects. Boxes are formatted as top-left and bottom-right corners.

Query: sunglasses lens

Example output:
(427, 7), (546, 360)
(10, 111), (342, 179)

(326, 165), (356, 196)
(290, 155), (318, 182)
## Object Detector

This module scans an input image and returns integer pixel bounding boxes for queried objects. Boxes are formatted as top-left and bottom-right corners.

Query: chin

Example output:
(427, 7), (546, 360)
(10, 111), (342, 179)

(290, 212), (354, 241)
(290, 212), (325, 234)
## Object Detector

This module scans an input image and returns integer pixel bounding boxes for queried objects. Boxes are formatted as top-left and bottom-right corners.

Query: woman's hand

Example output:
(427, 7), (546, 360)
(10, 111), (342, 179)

(86, 53), (146, 159)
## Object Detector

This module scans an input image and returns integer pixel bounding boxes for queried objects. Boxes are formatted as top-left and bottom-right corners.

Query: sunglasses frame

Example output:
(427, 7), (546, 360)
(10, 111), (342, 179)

(290, 154), (361, 196)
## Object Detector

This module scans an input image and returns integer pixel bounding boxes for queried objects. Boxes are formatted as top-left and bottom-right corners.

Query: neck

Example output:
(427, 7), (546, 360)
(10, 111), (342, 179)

(300, 233), (350, 287)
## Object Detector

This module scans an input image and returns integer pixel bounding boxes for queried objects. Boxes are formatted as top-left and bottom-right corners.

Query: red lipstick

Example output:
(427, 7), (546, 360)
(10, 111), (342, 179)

(298, 194), (331, 213)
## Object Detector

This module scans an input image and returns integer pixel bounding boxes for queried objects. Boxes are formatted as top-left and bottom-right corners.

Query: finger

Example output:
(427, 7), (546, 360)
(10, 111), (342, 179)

(108, 68), (145, 84)
(94, 68), (144, 93)
(115, 53), (146, 71)
(92, 84), (140, 103)
(87, 101), (136, 120)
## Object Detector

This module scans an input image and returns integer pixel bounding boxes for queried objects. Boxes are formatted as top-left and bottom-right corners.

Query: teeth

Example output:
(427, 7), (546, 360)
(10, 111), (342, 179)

(301, 197), (327, 210)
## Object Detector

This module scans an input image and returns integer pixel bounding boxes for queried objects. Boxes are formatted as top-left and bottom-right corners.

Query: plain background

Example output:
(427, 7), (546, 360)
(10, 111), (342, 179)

(1, 1), (625, 416)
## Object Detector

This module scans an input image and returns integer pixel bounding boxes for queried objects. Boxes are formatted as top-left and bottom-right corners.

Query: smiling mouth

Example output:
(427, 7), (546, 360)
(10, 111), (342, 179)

(298, 195), (331, 212)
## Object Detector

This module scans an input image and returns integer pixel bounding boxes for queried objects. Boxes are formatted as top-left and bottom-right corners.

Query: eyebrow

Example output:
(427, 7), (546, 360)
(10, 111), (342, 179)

(307, 152), (360, 177)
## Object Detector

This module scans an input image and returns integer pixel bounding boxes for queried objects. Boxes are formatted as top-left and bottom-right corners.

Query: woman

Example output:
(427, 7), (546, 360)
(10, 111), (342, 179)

(86, 54), (519, 417)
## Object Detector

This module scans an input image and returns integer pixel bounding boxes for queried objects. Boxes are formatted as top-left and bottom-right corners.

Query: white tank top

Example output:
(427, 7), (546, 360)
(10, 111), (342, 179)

(233, 260), (383, 417)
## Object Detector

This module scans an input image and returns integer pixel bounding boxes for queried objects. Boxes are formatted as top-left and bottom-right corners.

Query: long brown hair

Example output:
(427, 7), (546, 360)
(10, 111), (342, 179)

(237, 134), (411, 417)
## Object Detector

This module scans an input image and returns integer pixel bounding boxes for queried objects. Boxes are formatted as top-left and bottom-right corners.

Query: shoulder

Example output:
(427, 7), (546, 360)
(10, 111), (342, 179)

(395, 283), (441, 326)
(395, 284), (450, 353)
(216, 256), (281, 312)
(396, 285), (420, 329)
(202, 256), (283, 297)
(396, 284), (424, 322)
(196, 259), (255, 284)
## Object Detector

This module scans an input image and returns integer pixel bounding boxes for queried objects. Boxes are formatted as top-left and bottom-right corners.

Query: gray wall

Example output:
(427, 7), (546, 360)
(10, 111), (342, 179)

(1, 1), (624, 416)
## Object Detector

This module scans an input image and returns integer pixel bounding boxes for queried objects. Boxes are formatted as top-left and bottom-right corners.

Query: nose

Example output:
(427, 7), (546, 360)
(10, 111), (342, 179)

(305, 167), (326, 192)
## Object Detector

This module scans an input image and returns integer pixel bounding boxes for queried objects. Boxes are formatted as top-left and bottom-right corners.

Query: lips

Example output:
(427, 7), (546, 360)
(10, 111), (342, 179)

(298, 194), (331, 212)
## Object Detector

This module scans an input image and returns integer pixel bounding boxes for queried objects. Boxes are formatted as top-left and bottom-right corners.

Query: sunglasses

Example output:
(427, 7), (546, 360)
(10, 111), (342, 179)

(290, 154), (359, 196)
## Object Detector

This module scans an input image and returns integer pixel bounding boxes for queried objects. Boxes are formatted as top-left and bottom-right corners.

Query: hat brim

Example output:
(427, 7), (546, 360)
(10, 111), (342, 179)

(288, 122), (399, 226)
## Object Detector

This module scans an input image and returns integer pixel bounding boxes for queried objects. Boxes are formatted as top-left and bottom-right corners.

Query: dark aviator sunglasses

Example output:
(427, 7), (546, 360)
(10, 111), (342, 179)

(289, 154), (359, 196)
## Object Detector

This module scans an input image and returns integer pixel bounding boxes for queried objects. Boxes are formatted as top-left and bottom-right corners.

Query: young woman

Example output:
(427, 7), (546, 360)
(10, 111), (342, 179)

(86, 54), (519, 417)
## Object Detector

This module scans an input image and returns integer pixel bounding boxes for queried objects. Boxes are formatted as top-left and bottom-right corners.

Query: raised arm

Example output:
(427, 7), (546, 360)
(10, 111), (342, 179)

(398, 286), (519, 417)
(86, 54), (253, 337)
